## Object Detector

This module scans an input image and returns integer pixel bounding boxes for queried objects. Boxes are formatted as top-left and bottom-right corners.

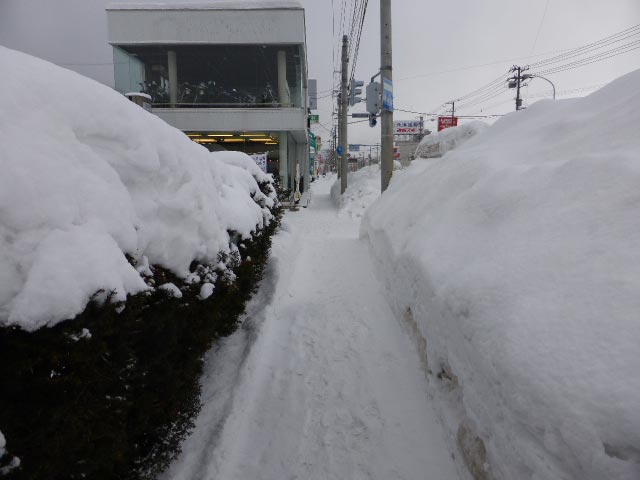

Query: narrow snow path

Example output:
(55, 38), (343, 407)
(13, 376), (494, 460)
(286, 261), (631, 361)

(163, 176), (462, 480)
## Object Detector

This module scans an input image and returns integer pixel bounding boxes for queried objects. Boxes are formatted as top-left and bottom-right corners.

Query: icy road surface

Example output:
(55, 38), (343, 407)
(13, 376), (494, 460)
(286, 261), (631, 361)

(163, 176), (463, 480)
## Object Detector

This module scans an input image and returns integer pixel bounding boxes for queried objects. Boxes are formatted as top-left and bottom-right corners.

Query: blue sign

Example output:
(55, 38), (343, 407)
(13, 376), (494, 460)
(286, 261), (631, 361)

(349, 144), (360, 152)
(337, 146), (343, 155)
(383, 78), (393, 112)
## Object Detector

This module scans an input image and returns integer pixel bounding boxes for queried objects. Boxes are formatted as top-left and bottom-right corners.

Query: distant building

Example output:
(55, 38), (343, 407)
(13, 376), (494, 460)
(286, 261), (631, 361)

(106, 1), (309, 191)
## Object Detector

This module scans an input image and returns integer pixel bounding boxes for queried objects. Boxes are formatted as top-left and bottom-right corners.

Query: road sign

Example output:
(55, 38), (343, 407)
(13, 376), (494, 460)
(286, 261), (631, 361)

(438, 116), (458, 131)
(308, 79), (318, 110)
(309, 114), (320, 124)
(337, 146), (343, 155)
(382, 78), (393, 112)
(394, 120), (421, 134)
(349, 144), (360, 152)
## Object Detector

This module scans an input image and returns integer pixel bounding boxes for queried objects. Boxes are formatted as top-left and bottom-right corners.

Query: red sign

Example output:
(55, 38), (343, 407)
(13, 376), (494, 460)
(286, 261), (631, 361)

(438, 116), (458, 131)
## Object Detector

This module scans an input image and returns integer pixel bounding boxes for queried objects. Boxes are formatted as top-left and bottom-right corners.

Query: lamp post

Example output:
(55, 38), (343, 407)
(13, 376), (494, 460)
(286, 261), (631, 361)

(523, 74), (556, 100)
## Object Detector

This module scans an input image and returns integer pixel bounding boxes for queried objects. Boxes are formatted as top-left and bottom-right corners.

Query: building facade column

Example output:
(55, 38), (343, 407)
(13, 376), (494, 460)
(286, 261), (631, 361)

(168, 50), (178, 106)
(277, 50), (289, 108)
(279, 132), (288, 190)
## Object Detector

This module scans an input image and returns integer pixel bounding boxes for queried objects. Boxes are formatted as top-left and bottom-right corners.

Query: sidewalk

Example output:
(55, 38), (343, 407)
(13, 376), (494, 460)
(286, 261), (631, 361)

(163, 176), (463, 480)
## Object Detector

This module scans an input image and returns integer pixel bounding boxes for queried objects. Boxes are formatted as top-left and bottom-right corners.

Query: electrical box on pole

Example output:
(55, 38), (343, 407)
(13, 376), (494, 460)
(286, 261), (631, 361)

(366, 81), (381, 114)
(349, 79), (364, 106)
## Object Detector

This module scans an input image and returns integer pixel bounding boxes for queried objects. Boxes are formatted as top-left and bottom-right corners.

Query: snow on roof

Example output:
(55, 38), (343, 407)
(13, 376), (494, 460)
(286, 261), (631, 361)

(107, 0), (303, 11)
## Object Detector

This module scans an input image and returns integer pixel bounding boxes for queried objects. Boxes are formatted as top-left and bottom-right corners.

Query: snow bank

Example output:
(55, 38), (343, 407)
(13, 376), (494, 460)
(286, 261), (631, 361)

(0, 47), (274, 331)
(331, 165), (381, 218)
(415, 121), (488, 159)
(331, 163), (403, 219)
(362, 71), (640, 480)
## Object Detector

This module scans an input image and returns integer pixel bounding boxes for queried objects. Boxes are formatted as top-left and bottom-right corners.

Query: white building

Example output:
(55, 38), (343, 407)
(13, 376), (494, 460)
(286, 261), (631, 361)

(106, 1), (310, 192)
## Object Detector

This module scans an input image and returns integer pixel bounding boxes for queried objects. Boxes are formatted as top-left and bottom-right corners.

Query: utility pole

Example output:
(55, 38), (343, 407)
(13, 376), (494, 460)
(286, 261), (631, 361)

(331, 127), (339, 172)
(509, 65), (529, 111)
(515, 66), (522, 111)
(380, 0), (393, 192)
(339, 35), (349, 193)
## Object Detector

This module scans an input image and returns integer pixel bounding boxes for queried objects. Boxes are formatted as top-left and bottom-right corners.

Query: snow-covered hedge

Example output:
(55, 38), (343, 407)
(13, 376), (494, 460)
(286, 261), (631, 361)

(0, 46), (276, 331)
(363, 71), (640, 480)
(0, 47), (281, 479)
(414, 121), (487, 159)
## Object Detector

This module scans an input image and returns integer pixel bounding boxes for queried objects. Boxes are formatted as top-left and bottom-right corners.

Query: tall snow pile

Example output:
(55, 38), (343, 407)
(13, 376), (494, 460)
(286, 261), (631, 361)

(362, 71), (640, 480)
(414, 121), (488, 159)
(331, 163), (404, 218)
(0, 47), (276, 331)
(331, 165), (380, 218)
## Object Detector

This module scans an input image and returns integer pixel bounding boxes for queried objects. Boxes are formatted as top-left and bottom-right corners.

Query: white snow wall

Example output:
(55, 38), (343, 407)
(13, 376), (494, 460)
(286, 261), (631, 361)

(362, 70), (640, 480)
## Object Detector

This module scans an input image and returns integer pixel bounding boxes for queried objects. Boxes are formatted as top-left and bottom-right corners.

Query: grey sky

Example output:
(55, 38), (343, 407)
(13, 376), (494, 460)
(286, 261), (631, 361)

(1, 0), (639, 146)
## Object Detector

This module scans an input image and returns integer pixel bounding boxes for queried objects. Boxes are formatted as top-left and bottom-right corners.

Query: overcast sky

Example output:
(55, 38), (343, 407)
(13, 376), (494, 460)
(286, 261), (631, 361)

(2, 0), (639, 146)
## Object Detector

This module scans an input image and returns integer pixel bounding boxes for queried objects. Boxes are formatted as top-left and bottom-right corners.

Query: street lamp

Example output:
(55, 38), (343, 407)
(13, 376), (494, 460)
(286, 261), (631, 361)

(523, 74), (556, 100)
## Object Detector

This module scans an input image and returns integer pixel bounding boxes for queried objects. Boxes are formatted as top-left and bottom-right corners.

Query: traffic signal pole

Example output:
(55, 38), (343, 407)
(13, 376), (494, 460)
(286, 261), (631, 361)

(380, 0), (393, 192)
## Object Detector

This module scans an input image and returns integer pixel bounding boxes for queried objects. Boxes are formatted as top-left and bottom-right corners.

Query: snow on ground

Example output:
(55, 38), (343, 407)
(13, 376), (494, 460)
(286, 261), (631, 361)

(163, 176), (468, 480)
(362, 71), (640, 479)
(0, 46), (275, 331)
(415, 121), (488, 159)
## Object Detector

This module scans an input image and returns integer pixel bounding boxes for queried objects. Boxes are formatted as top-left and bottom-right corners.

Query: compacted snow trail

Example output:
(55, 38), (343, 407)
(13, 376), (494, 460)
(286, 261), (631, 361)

(163, 176), (463, 480)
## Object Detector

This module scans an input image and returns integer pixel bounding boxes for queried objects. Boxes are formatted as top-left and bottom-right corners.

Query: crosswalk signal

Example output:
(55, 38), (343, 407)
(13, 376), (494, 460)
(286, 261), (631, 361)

(349, 79), (364, 106)
(369, 113), (377, 128)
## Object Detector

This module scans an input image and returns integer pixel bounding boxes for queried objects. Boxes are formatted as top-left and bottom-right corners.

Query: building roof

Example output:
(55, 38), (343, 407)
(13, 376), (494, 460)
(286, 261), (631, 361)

(107, 1), (303, 11)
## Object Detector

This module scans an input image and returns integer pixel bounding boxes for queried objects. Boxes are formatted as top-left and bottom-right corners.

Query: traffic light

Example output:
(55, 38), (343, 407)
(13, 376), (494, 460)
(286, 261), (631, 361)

(366, 82), (381, 114)
(369, 113), (377, 128)
(349, 79), (364, 106)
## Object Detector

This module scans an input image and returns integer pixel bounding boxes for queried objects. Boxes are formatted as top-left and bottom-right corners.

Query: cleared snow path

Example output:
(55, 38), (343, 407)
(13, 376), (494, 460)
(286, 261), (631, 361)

(163, 176), (462, 480)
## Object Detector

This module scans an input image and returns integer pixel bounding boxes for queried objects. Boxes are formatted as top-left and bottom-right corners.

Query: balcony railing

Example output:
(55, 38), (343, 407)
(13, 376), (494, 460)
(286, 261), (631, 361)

(140, 80), (299, 109)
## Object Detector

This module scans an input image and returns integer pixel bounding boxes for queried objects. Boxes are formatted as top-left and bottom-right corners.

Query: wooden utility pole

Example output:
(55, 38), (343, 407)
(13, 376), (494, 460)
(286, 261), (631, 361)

(339, 35), (349, 193)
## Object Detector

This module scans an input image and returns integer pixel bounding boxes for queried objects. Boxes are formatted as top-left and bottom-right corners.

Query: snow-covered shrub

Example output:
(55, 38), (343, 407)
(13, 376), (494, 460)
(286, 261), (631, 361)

(0, 47), (281, 479)
(0, 431), (20, 476)
(0, 46), (276, 331)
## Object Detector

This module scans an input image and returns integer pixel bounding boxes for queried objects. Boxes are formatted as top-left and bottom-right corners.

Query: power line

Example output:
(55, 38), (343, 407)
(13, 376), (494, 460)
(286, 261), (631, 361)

(529, 23), (640, 69)
(431, 23), (640, 116)
(530, 0), (551, 55)
(535, 40), (640, 76)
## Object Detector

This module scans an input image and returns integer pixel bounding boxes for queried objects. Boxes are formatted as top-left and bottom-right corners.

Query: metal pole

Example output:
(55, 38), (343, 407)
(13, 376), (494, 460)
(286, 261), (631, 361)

(168, 50), (178, 107)
(516, 66), (522, 111)
(380, 0), (393, 192)
(340, 35), (349, 194)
